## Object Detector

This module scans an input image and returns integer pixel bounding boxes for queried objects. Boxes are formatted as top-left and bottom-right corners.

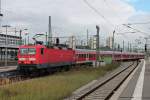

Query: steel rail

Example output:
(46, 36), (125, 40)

(78, 62), (137, 100)
(66, 61), (139, 100)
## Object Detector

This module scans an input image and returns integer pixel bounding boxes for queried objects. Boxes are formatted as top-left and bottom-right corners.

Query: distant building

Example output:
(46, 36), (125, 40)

(0, 34), (21, 48)
(106, 36), (113, 49)
(0, 34), (21, 61)
(89, 36), (96, 49)
(68, 36), (76, 49)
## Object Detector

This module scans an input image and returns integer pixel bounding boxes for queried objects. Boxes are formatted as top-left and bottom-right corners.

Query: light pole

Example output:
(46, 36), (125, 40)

(2, 25), (11, 67)
(96, 25), (100, 67)
(112, 30), (115, 62)
(112, 30), (115, 51)
(0, 0), (3, 27)
(87, 29), (89, 46)
(130, 43), (132, 52)
(145, 37), (148, 56)
(28, 34), (29, 44)
(48, 16), (52, 47)
(19, 30), (22, 45)
(0, 0), (2, 14)
(0, 0), (3, 16)
(45, 33), (48, 46)
(128, 42), (130, 52)
(122, 40), (124, 51)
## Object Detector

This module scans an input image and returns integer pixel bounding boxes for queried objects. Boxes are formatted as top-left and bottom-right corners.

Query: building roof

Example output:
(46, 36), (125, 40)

(0, 34), (21, 39)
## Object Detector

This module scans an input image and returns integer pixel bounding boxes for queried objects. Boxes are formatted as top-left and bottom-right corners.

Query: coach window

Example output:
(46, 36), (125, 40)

(83, 54), (86, 58)
(86, 54), (88, 58)
(84, 54), (86, 58)
(89, 54), (91, 58)
(41, 48), (44, 55)
(82, 54), (84, 58)
(79, 54), (81, 58)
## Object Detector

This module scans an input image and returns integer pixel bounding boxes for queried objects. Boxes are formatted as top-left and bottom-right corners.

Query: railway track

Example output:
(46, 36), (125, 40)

(66, 61), (139, 100)
(0, 65), (72, 86)
(0, 71), (45, 86)
(0, 68), (47, 86)
(0, 75), (28, 85)
(0, 70), (29, 85)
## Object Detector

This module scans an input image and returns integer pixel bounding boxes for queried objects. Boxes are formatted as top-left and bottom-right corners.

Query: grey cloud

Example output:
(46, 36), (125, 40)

(1, 0), (149, 45)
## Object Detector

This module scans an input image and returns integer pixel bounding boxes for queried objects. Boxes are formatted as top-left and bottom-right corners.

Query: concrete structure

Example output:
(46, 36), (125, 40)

(110, 59), (150, 100)
(89, 36), (96, 50)
(0, 66), (17, 72)
(0, 34), (21, 46)
(69, 36), (76, 49)
(0, 34), (20, 61)
(106, 36), (113, 49)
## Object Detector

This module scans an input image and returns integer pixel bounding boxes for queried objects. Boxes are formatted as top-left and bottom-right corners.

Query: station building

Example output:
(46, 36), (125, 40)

(0, 34), (21, 60)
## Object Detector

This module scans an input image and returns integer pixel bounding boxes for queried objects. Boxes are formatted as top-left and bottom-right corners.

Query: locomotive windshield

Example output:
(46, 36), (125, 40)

(20, 48), (36, 55)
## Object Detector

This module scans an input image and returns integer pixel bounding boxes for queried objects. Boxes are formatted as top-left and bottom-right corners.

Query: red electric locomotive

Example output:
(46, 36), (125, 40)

(18, 44), (75, 72)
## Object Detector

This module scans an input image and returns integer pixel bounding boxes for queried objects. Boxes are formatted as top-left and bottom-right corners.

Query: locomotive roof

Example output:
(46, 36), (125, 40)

(19, 44), (46, 48)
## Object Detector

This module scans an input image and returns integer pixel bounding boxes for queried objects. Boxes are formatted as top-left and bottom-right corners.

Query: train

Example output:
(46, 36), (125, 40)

(17, 44), (144, 73)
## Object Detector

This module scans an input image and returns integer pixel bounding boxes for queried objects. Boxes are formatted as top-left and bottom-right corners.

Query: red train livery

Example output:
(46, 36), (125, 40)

(18, 45), (75, 71)
(17, 44), (144, 72)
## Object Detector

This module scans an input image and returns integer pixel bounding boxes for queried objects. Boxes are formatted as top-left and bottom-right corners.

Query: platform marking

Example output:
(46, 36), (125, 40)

(131, 60), (145, 100)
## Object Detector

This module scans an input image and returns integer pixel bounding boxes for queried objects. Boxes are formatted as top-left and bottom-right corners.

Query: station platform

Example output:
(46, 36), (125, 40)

(110, 59), (150, 100)
(0, 66), (17, 72)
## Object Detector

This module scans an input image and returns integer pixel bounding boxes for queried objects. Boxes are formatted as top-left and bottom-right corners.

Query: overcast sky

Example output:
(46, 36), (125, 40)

(1, 0), (150, 46)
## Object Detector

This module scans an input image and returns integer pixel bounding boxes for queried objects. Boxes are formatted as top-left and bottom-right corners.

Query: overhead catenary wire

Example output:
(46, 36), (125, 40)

(83, 0), (114, 28)
(101, 0), (137, 43)
(103, 0), (150, 32)
(103, 0), (150, 25)
(123, 24), (150, 35)
(126, 21), (150, 25)
(103, 0), (131, 32)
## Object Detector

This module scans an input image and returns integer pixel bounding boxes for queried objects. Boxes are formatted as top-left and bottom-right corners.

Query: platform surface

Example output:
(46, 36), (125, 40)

(0, 66), (17, 72)
(110, 59), (150, 100)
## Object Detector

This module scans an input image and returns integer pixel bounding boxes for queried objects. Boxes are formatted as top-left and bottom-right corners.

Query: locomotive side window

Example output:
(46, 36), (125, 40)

(41, 48), (44, 55)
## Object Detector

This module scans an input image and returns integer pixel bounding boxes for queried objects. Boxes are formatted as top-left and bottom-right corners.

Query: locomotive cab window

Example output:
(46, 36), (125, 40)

(20, 48), (36, 55)
(28, 48), (36, 55)
(41, 48), (44, 55)
(20, 48), (28, 55)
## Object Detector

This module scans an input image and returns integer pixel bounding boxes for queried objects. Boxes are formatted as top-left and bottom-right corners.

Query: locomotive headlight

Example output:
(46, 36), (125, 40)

(29, 58), (36, 61)
(19, 58), (26, 61)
